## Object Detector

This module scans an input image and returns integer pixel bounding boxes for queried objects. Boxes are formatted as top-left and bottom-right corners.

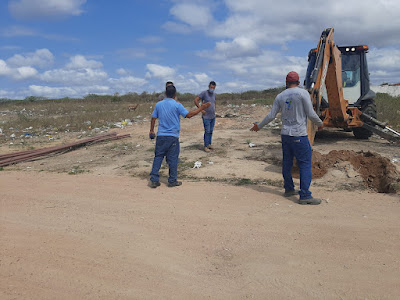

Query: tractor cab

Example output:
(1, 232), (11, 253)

(304, 45), (376, 107)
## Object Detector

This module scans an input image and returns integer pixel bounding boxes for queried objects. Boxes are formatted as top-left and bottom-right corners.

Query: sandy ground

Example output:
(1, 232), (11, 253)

(1, 172), (399, 299)
(1, 104), (400, 299)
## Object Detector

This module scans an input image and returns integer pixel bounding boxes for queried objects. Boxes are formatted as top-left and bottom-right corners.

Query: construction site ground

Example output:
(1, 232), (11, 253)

(1, 104), (400, 299)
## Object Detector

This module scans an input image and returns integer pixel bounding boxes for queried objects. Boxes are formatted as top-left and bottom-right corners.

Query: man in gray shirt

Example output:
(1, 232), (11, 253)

(194, 81), (217, 152)
(158, 81), (176, 101)
(251, 71), (324, 205)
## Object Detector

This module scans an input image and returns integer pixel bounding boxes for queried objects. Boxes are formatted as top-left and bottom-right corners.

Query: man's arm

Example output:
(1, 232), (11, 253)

(194, 96), (201, 108)
(251, 98), (281, 132)
(149, 117), (157, 135)
(194, 95), (206, 114)
(186, 102), (211, 118)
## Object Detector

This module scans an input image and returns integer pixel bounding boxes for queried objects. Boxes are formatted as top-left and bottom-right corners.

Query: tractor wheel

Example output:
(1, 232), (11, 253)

(353, 101), (377, 139)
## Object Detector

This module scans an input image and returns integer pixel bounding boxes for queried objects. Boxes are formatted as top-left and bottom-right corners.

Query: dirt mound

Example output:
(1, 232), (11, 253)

(310, 150), (399, 193)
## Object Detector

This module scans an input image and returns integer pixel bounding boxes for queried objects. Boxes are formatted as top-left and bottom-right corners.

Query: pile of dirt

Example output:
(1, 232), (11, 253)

(248, 146), (399, 193)
(309, 150), (399, 193)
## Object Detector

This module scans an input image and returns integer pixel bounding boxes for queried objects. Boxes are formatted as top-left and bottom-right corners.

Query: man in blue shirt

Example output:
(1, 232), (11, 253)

(149, 85), (210, 188)
(194, 81), (217, 152)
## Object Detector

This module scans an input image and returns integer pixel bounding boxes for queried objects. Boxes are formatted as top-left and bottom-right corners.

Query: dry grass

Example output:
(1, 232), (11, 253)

(1, 89), (399, 141)
(0, 96), (154, 136)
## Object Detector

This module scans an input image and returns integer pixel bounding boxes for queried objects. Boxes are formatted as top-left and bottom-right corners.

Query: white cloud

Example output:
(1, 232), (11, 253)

(40, 68), (108, 85)
(66, 55), (103, 69)
(1, 25), (78, 41)
(170, 3), (213, 28)
(368, 48), (400, 84)
(138, 36), (163, 44)
(13, 66), (38, 80)
(168, 0), (400, 48)
(146, 64), (176, 79)
(193, 73), (210, 85)
(162, 21), (192, 34)
(9, 0), (86, 20)
(1, 25), (37, 37)
(0, 60), (11, 76)
(117, 48), (148, 59)
(0, 45), (21, 50)
(0, 59), (38, 80)
(203, 37), (261, 59)
(108, 76), (148, 91)
(116, 68), (129, 75)
(0, 89), (11, 97)
(163, 0), (397, 89)
(28, 84), (110, 98)
(7, 49), (54, 68)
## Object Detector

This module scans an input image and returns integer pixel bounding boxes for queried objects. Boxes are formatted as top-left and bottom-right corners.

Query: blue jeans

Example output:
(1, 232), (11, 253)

(281, 135), (313, 199)
(150, 136), (180, 184)
(202, 117), (215, 147)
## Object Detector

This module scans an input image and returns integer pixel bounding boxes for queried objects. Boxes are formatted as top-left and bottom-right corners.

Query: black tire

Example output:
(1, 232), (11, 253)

(353, 101), (377, 139)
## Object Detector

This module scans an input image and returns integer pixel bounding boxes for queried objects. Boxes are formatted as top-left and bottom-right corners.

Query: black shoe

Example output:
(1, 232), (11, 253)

(284, 190), (298, 197)
(299, 197), (321, 205)
(150, 181), (161, 188)
(168, 181), (182, 187)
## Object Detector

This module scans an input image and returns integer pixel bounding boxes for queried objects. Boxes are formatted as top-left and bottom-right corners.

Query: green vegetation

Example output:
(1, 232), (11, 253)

(235, 178), (256, 186)
(68, 165), (87, 175)
(375, 93), (400, 129)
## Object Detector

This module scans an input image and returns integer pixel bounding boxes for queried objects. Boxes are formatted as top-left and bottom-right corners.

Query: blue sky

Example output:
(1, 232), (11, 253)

(1, 0), (399, 99)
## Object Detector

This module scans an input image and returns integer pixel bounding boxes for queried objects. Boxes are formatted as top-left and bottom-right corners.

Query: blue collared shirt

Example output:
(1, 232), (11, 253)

(152, 98), (189, 138)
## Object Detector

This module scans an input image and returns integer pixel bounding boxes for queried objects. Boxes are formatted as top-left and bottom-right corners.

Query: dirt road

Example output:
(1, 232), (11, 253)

(1, 171), (399, 299)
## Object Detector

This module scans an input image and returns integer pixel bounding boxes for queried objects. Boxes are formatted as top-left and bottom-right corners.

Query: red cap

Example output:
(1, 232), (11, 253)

(286, 71), (299, 82)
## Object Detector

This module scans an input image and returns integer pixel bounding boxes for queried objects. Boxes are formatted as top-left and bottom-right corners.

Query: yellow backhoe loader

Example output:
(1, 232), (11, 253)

(304, 28), (400, 144)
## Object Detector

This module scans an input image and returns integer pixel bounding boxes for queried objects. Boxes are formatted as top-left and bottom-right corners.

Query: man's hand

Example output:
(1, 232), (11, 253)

(200, 102), (211, 110)
(250, 123), (259, 132)
(317, 124), (324, 131)
(201, 110), (206, 114)
(149, 130), (155, 139)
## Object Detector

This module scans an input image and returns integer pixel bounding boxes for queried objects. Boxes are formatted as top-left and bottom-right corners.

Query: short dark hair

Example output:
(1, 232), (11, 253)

(166, 85), (176, 98)
(166, 81), (174, 86)
(209, 81), (216, 86)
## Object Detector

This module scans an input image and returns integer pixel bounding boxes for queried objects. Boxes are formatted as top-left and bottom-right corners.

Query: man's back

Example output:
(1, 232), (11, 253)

(152, 98), (188, 138)
(276, 87), (322, 136)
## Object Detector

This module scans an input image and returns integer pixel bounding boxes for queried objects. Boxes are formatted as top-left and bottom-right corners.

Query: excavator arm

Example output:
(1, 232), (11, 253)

(306, 28), (350, 144)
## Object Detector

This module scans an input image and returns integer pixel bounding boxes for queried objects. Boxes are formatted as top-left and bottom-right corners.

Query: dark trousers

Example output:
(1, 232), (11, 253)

(281, 135), (313, 199)
(202, 117), (215, 147)
(150, 136), (180, 184)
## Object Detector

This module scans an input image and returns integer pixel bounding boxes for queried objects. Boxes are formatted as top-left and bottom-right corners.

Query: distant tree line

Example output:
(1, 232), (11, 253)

(0, 87), (286, 104)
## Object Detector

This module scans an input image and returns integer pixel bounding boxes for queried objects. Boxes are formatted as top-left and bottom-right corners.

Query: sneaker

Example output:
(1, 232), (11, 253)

(204, 147), (211, 152)
(284, 190), (298, 197)
(208, 145), (214, 150)
(168, 181), (182, 188)
(298, 197), (321, 205)
(150, 181), (161, 188)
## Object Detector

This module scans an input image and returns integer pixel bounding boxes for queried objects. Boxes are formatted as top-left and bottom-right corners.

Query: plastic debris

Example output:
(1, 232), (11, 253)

(248, 143), (256, 148)
(193, 161), (202, 169)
